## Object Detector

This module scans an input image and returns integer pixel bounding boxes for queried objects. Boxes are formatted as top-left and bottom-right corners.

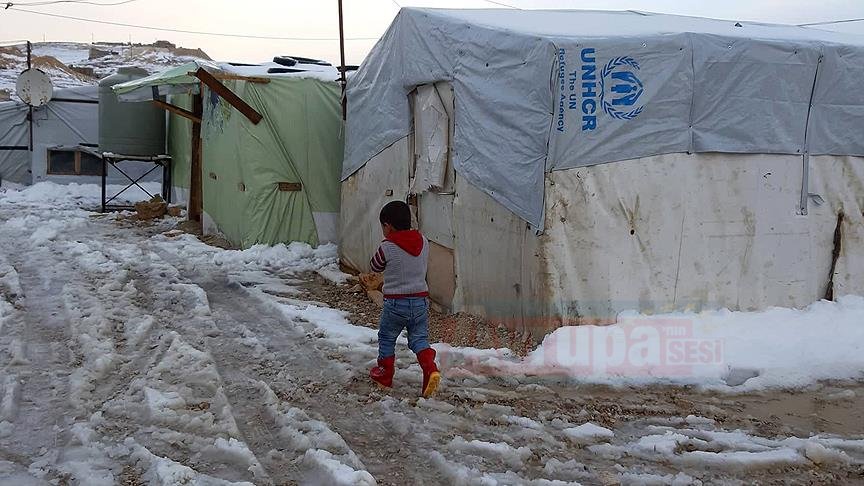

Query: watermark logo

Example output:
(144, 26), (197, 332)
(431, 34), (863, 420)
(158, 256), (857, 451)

(529, 318), (722, 377)
(438, 317), (723, 379)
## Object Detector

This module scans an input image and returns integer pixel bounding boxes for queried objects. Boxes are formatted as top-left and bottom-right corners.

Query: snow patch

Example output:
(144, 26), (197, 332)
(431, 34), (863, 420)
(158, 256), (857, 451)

(562, 423), (615, 444)
(447, 436), (532, 469)
(302, 449), (377, 486)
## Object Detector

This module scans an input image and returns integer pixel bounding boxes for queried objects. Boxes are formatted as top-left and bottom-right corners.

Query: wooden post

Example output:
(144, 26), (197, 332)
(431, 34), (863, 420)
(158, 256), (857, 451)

(152, 100), (202, 124)
(338, 0), (347, 120)
(193, 68), (262, 125)
(188, 92), (204, 225)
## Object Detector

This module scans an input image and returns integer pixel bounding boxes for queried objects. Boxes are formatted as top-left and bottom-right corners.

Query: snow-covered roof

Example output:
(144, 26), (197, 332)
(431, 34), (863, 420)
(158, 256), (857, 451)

(221, 61), (340, 82)
(113, 59), (340, 101)
(417, 8), (864, 45)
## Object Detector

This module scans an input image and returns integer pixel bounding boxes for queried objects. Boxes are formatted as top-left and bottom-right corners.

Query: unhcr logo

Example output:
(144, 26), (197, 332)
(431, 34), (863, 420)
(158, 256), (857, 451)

(577, 48), (645, 131)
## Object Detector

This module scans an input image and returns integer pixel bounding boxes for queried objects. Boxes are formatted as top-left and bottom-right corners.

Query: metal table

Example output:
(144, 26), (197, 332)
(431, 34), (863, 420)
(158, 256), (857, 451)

(79, 148), (172, 212)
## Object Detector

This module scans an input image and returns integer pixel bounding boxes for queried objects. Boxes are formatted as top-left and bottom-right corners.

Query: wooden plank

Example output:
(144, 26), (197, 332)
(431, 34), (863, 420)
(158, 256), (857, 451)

(152, 99), (202, 124)
(188, 92), (204, 225)
(187, 71), (271, 84)
(277, 182), (302, 192)
(426, 241), (456, 312)
(193, 68), (263, 125)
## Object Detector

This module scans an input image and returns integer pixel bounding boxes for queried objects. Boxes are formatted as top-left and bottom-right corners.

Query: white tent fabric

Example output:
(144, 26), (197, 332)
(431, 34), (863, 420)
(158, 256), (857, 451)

(342, 147), (864, 332)
(411, 84), (449, 193)
(345, 8), (864, 228)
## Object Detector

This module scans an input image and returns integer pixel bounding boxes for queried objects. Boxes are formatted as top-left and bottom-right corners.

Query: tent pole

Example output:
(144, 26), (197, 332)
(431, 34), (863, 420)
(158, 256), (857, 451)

(188, 91), (204, 226)
(338, 0), (347, 120)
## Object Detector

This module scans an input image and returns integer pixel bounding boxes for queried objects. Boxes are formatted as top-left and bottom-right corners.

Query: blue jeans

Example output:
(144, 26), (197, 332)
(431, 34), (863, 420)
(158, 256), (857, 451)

(377, 297), (430, 359)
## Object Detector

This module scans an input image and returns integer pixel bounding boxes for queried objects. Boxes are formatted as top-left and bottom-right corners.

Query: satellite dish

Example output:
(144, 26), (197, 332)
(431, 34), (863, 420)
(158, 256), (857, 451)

(16, 69), (54, 107)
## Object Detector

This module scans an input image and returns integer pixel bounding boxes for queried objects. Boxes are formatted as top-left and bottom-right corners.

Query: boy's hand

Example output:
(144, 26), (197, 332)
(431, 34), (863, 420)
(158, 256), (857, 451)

(359, 272), (383, 291)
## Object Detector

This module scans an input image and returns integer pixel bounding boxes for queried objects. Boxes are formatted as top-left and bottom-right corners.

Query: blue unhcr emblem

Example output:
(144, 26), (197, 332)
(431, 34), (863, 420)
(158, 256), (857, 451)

(599, 56), (644, 120)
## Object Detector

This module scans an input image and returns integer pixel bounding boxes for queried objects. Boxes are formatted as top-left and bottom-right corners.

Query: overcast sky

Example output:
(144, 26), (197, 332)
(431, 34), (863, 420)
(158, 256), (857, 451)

(2, 0), (864, 64)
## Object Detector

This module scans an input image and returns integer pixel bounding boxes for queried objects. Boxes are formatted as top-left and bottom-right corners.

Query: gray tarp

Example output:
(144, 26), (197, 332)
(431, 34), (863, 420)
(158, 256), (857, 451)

(345, 8), (864, 228)
(0, 85), (99, 185)
(0, 101), (30, 184)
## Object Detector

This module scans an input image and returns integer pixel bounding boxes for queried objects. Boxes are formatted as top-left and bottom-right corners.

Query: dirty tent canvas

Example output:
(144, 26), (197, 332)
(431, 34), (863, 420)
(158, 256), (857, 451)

(116, 62), (344, 248)
(341, 8), (864, 335)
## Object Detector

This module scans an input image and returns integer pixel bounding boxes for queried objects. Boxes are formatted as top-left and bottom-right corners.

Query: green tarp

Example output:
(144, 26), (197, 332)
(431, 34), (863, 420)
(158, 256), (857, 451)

(113, 62), (205, 99)
(196, 77), (342, 248)
(131, 62), (344, 249)
(167, 94), (192, 190)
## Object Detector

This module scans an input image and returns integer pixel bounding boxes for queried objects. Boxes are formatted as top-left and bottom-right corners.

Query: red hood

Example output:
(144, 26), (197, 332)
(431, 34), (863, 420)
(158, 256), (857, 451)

(386, 230), (424, 256)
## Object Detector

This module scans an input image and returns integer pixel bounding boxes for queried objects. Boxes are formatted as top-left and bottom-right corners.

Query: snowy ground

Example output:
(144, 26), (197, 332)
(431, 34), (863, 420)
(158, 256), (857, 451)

(0, 183), (862, 485)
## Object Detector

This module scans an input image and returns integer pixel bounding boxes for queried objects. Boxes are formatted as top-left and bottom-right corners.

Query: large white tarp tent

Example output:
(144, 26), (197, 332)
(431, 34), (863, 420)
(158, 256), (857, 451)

(341, 8), (864, 336)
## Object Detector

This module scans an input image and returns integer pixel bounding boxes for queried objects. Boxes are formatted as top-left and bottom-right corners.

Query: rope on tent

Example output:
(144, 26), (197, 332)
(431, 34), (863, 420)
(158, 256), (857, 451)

(824, 211), (845, 301)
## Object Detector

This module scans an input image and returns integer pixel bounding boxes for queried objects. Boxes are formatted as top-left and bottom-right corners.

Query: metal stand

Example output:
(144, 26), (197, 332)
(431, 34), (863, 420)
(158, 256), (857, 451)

(86, 148), (172, 212)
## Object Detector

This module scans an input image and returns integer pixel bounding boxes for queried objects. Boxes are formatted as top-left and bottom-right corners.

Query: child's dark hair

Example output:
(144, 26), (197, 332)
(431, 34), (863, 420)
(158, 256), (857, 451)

(380, 201), (412, 230)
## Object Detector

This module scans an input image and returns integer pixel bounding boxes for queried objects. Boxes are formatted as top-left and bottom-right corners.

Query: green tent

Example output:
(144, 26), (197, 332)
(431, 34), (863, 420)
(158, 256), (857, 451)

(118, 62), (344, 248)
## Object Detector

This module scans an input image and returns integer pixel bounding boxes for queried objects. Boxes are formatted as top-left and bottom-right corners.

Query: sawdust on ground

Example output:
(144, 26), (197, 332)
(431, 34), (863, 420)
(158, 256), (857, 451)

(305, 273), (541, 357)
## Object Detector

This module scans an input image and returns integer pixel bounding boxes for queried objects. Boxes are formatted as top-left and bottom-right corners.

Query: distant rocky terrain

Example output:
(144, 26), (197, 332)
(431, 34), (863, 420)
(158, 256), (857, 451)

(0, 41), (210, 101)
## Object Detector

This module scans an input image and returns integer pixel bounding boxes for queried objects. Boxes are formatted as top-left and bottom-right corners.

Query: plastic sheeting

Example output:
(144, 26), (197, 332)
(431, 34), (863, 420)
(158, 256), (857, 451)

(0, 85), (100, 185)
(539, 153), (864, 330)
(341, 150), (864, 335)
(0, 101), (30, 184)
(345, 8), (554, 229)
(166, 94), (193, 205)
(340, 137), (412, 272)
(346, 8), (864, 228)
(411, 84), (449, 192)
(200, 77), (343, 248)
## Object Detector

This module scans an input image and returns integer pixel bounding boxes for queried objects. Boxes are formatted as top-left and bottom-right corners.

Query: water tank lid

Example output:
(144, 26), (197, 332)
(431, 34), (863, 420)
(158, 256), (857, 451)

(118, 66), (150, 77)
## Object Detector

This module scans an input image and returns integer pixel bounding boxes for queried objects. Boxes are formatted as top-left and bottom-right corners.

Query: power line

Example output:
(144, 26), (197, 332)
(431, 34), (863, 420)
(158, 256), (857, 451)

(798, 17), (864, 27)
(479, 0), (520, 9)
(4, 6), (381, 41)
(6, 0), (139, 6)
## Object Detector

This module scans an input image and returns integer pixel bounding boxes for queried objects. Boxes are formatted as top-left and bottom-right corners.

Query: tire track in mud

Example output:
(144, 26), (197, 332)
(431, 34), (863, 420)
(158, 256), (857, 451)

(0, 230), (76, 473)
(194, 277), (436, 486)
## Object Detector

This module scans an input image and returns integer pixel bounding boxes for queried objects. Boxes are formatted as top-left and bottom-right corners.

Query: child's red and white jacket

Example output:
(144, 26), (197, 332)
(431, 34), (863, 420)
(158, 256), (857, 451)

(370, 229), (429, 299)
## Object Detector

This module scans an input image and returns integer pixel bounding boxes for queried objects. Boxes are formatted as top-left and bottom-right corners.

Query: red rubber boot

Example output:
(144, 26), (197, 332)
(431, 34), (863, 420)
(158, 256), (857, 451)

(369, 356), (396, 388)
(416, 348), (441, 398)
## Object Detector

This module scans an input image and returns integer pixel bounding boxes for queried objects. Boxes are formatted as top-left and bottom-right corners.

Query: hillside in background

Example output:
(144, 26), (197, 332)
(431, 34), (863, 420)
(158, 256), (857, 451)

(0, 41), (210, 101)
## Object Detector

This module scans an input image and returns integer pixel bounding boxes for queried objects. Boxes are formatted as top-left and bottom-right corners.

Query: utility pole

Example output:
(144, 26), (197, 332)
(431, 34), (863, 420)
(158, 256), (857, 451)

(26, 40), (33, 152)
(337, 0), (347, 120)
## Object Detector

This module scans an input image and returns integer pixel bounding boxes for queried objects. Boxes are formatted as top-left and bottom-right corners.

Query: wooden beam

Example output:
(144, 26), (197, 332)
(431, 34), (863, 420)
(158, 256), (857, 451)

(277, 182), (302, 192)
(188, 92), (204, 225)
(193, 68), (263, 125)
(152, 99), (202, 124)
(187, 71), (270, 84)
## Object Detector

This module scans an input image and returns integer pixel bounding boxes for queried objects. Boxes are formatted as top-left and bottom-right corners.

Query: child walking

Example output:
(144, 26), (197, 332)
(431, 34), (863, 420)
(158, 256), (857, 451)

(368, 201), (441, 397)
